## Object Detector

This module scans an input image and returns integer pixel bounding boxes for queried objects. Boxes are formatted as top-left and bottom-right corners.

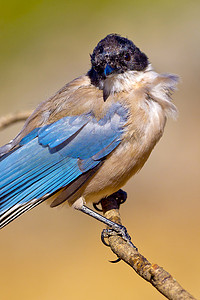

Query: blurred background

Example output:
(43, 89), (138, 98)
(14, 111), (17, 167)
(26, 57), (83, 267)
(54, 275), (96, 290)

(0, 0), (199, 299)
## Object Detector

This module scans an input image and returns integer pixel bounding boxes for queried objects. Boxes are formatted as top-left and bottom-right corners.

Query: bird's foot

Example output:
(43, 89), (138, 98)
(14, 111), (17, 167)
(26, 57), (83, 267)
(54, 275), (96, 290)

(93, 189), (127, 212)
(101, 225), (137, 263)
(101, 224), (137, 249)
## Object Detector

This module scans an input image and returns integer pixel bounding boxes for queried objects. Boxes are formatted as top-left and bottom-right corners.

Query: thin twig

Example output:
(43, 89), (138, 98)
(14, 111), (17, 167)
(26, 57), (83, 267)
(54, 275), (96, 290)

(0, 111), (32, 130)
(101, 196), (196, 300)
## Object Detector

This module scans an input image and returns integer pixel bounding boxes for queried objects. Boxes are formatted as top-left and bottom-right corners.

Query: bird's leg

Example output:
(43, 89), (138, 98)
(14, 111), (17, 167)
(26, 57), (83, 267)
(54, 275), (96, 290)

(74, 190), (135, 248)
(76, 204), (132, 244)
(99, 189), (136, 250)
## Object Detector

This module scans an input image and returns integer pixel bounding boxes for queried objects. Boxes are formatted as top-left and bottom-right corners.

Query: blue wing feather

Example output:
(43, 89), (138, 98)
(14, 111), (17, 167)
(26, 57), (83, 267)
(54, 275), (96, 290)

(0, 102), (128, 228)
(19, 128), (40, 145)
(38, 115), (89, 148)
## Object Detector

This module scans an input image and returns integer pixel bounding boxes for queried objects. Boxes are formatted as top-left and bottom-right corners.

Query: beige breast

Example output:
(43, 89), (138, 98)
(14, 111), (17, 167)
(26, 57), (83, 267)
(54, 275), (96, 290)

(82, 88), (167, 204)
(81, 68), (178, 204)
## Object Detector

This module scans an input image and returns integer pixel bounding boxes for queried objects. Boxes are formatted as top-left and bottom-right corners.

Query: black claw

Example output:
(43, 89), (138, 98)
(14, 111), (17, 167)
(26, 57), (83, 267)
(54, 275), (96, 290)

(93, 202), (103, 212)
(101, 229), (110, 247)
(109, 257), (121, 263)
(101, 229), (122, 263)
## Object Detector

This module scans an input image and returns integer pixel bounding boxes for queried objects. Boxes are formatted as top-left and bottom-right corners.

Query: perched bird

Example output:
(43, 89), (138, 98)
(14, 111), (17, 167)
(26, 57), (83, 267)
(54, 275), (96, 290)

(0, 34), (178, 231)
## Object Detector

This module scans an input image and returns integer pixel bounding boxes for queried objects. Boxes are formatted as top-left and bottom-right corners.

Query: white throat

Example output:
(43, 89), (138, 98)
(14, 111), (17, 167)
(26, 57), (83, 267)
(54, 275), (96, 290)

(103, 64), (153, 95)
(103, 64), (178, 119)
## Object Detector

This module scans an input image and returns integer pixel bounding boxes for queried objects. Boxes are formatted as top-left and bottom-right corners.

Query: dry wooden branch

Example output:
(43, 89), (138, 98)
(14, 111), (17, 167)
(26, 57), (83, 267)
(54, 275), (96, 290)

(100, 195), (196, 300)
(0, 111), (32, 130)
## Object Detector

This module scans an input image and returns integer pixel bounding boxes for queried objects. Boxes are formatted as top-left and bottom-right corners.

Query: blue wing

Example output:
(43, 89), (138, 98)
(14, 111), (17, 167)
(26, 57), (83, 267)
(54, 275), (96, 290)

(0, 102), (128, 228)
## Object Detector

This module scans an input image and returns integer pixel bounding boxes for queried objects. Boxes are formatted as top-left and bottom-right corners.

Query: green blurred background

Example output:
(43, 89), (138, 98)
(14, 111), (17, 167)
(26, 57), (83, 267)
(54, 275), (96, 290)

(0, 0), (200, 299)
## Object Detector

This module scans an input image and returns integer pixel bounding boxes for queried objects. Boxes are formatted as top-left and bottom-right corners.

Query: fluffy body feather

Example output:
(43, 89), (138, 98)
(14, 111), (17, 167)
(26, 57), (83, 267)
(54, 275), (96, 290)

(0, 34), (178, 229)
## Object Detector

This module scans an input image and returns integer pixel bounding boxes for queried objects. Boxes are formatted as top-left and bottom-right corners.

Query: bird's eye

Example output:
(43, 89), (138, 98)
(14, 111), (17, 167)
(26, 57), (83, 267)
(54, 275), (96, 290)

(124, 53), (131, 61)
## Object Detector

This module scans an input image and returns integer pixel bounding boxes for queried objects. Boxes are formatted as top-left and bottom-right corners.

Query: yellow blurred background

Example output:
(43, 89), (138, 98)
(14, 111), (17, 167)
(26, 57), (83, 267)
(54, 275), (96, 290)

(0, 0), (199, 299)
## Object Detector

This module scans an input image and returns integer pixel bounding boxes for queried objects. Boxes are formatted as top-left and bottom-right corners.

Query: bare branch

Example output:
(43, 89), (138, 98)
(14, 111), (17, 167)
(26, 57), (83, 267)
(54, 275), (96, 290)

(0, 111), (32, 130)
(101, 196), (196, 300)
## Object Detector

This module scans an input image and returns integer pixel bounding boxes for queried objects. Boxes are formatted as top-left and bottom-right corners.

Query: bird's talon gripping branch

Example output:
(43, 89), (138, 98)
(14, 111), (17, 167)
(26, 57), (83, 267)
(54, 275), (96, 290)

(101, 225), (137, 249)
(101, 229), (121, 262)
(99, 191), (137, 249)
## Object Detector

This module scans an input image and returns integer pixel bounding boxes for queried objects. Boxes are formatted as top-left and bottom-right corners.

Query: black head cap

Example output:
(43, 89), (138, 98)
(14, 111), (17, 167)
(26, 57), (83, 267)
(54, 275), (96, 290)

(88, 34), (149, 87)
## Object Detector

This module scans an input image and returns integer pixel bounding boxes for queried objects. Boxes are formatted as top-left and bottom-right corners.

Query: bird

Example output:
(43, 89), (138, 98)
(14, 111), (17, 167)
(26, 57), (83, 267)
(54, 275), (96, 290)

(0, 34), (178, 232)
